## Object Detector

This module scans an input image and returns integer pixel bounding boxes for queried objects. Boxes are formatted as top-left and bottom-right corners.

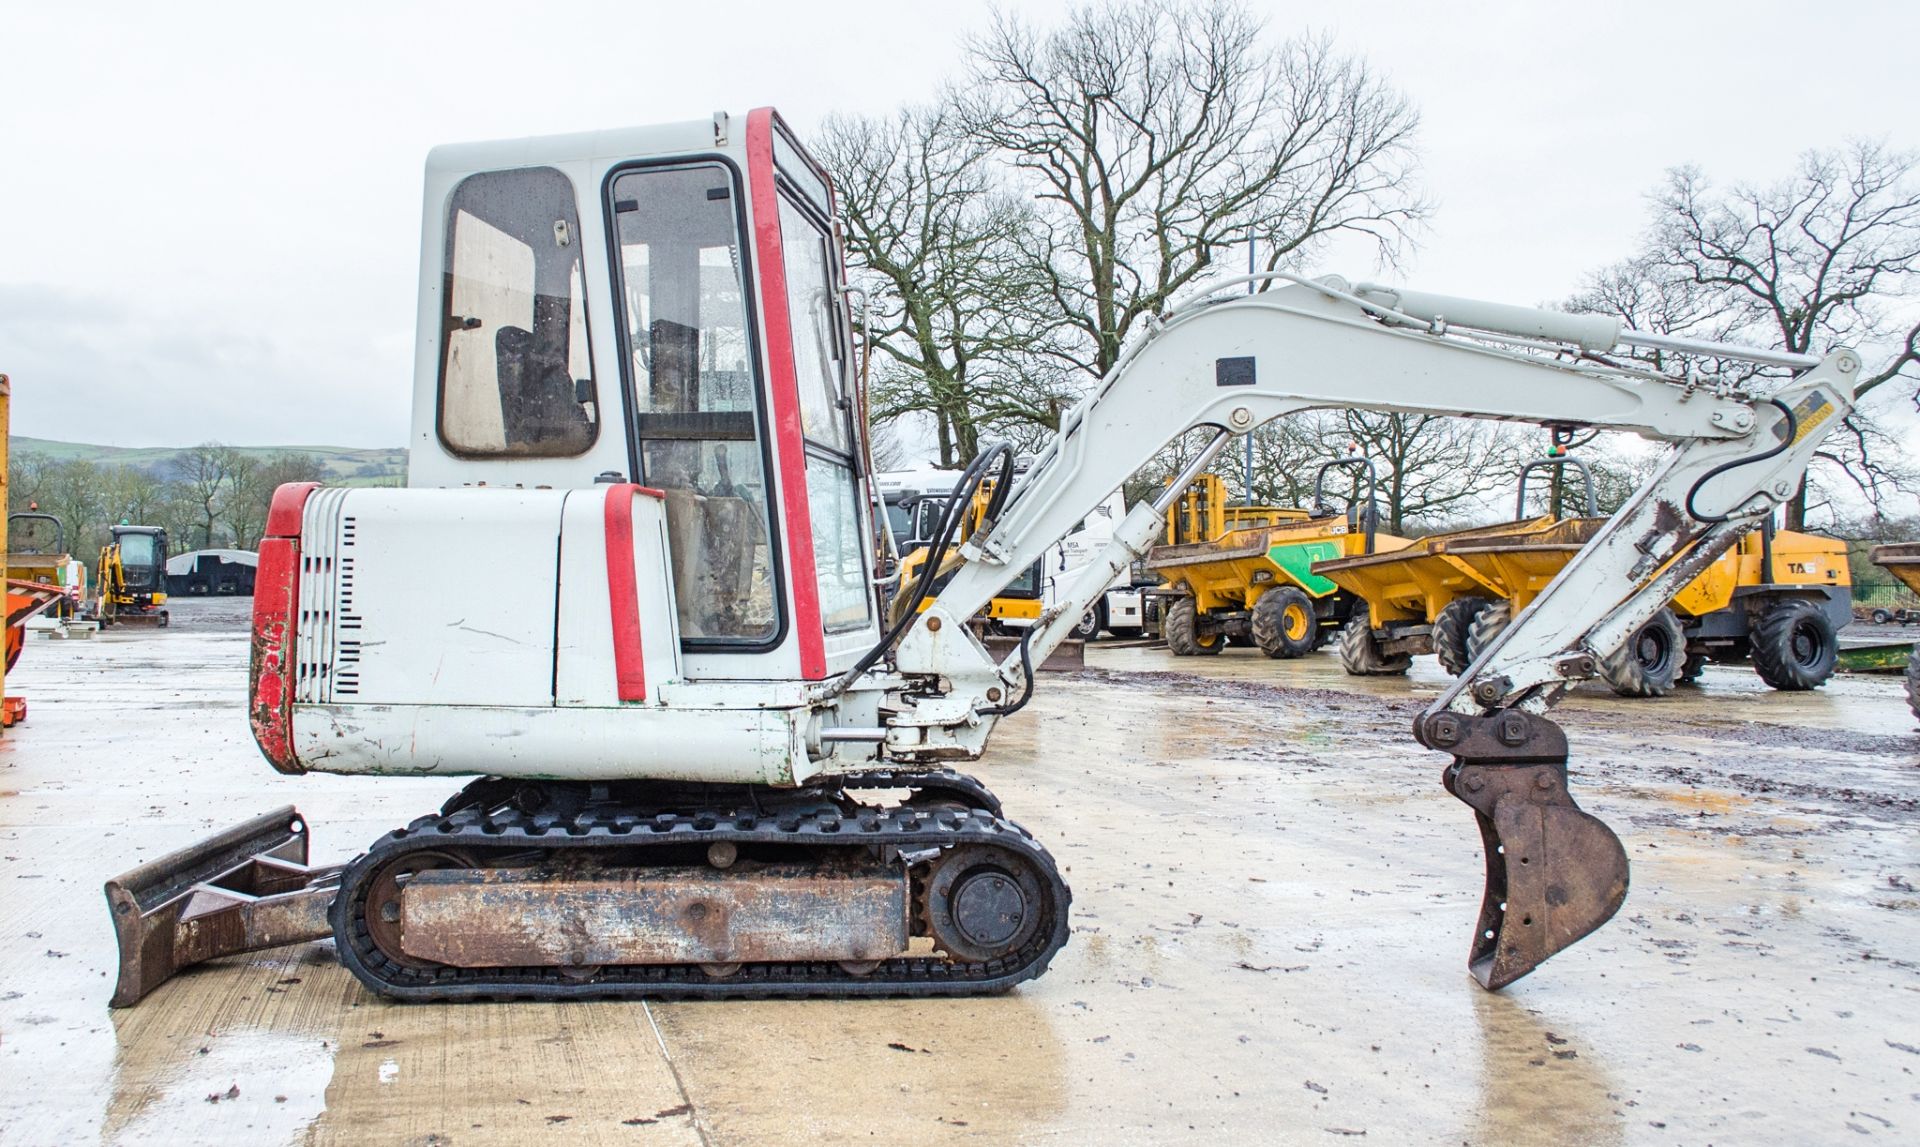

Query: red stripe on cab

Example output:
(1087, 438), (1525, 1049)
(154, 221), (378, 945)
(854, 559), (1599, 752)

(746, 107), (827, 680)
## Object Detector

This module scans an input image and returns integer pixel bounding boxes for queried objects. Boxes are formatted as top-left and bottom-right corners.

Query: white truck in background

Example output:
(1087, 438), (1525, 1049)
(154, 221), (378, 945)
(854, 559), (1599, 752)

(876, 464), (1144, 639)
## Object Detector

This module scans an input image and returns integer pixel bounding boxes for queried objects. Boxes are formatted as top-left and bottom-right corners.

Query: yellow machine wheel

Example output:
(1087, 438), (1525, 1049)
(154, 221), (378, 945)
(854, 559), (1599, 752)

(1165, 598), (1221, 657)
(1750, 598), (1839, 691)
(1252, 586), (1316, 660)
(1599, 607), (1685, 698)
(1432, 596), (1493, 677)
(1465, 599), (1511, 662)
(1337, 611), (1410, 676)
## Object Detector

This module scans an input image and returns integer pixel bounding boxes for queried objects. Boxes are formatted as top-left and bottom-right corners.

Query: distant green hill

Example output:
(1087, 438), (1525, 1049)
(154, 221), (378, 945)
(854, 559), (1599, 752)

(10, 437), (407, 484)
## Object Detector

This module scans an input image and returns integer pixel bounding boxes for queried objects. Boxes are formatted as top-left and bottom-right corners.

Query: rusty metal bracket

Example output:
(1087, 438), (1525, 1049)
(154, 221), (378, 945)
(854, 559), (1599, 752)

(1418, 712), (1629, 990)
(105, 806), (342, 1007)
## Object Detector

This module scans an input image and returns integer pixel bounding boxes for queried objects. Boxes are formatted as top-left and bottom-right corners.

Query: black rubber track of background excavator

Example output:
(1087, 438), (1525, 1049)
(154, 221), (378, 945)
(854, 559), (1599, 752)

(333, 776), (1068, 1001)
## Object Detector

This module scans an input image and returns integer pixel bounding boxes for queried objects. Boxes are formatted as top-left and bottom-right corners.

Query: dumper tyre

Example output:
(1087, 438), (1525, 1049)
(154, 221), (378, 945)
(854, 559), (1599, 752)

(1165, 598), (1221, 656)
(1432, 596), (1492, 677)
(1871, 607), (1893, 625)
(1599, 607), (1684, 698)
(1465, 600), (1512, 662)
(1251, 586), (1317, 659)
(1337, 612), (1409, 675)
(1750, 598), (1838, 691)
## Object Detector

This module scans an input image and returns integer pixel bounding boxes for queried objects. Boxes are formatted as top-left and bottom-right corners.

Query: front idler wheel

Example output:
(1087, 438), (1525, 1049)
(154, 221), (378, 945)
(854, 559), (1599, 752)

(923, 845), (1046, 964)
(356, 848), (473, 970)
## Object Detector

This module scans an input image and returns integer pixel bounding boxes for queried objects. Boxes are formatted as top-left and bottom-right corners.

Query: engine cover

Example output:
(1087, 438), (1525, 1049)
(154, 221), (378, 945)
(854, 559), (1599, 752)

(248, 483), (810, 785)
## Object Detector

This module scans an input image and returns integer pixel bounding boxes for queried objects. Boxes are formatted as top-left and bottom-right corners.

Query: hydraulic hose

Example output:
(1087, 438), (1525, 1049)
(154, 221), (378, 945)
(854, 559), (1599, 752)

(828, 443), (1016, 694)
(978, 623), (1036, 717)
(1685, 399), (1796, 524)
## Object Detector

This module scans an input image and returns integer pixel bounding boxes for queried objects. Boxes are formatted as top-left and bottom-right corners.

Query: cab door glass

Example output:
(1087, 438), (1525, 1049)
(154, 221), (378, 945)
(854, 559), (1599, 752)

(610, 163), (780, 645)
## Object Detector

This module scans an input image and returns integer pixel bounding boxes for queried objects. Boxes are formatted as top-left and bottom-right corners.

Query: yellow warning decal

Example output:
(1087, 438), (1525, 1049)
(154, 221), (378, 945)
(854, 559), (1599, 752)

(1787, 391), (1835, 445)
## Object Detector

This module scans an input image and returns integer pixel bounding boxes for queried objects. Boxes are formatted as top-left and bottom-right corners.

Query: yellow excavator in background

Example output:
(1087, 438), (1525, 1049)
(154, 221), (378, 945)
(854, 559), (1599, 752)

(95, 524), (171, 628)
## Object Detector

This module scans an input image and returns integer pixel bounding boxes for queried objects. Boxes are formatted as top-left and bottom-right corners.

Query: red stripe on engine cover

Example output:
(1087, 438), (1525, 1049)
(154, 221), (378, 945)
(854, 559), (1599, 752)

(604, 484), (647, 702)
(250, 482), (320, 774)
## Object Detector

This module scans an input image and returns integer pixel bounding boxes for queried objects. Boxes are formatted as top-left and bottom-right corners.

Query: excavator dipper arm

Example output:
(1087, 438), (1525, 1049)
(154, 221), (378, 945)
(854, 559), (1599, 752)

(876, 273), (1858, 987)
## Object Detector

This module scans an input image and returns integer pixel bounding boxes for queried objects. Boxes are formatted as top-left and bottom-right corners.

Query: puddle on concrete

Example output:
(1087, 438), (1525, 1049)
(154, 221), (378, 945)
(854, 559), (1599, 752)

(1466, 990), (1622, 1147)
(104, 1027), (334, 1145)
(651, 995), (1068, 1142)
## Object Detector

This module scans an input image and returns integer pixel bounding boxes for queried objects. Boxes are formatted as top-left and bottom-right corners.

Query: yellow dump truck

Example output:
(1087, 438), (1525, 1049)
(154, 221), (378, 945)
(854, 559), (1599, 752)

(1312, 515), (1561, 677)
(1322, 506), (1850, 695)
(1316, 454), (1600, 678)
(5, 510), (86, 620)
(1868, 542), (1920, 720)
(1144, 460), (1408, 658)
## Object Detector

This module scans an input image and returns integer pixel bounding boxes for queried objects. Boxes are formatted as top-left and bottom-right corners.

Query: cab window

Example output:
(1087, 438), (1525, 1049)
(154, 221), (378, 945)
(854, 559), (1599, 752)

(610, 163), (780, 645)
(779, 191), (870, 635)
(438, 167), (597, 457)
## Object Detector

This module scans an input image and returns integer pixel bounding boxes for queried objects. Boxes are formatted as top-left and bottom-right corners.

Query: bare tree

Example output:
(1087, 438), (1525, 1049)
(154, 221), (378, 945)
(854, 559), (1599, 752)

(173, 443), (246, 549)
(1574, 143), (1920, 528)
(224, 451), (326, 549)
(1332, 412), (1524, 535)
(99, 464), (173, 532)
(817, 107), (1074, 465)
(962, 1), (1425, 377)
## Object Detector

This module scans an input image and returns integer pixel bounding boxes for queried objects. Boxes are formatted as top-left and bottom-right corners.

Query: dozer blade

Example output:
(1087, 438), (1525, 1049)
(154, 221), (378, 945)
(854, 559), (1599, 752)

(1424, 711), (1629, 989)
(105, 806), (342, 1006)
(106, 611), (168, 629)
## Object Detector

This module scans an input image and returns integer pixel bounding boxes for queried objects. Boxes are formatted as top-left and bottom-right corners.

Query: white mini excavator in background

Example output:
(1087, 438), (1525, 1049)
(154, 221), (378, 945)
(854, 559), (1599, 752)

(105, 109), (1855, 1006)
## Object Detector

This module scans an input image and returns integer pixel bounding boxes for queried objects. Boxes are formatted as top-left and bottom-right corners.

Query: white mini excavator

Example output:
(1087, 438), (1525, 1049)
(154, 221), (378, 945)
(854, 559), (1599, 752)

(105, 109), (1855, 1005)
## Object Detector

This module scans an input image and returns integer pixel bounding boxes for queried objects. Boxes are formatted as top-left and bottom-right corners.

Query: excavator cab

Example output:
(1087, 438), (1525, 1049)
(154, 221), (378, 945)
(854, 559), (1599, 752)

(403, 108), (879, 680)
(96, 525), (170, 628)
(112, 526), (169, 593)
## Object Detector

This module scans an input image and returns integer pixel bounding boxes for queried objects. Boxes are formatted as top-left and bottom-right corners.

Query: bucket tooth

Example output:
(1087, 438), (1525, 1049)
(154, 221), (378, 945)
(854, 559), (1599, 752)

(104, 806), (342, 1006)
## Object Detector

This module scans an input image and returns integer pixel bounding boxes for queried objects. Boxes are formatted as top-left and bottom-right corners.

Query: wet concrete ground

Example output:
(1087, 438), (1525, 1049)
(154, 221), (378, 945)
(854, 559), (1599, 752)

(2, 601), (1916, 1145)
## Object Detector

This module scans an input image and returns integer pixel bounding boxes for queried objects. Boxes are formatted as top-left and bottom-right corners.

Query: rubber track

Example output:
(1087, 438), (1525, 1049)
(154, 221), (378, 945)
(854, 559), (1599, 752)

(333, 789), (1069, 1001)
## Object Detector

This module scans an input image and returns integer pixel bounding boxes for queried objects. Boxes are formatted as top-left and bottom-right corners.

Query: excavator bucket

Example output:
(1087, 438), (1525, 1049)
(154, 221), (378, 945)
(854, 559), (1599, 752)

(104, 806), (341, 1006)
(1427, 713), (1629, 989)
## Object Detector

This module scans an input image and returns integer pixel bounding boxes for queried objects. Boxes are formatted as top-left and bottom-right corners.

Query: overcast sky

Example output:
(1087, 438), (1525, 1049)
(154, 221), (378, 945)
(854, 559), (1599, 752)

(2, 0), (1915, 448)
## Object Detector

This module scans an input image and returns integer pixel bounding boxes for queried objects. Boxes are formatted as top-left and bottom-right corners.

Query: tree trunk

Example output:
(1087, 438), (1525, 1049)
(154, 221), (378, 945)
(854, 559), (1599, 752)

(1785, 477), (1808, 531)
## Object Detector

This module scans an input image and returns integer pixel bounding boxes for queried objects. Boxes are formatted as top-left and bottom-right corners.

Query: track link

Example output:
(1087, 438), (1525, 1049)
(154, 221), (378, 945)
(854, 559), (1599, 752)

(333, 777), (1069, 1001)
